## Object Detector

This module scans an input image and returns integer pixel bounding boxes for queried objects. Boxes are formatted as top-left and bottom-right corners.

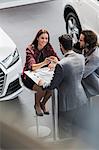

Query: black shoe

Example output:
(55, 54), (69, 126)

(40, 103), (50, 115)
(34, 105), (43, 116)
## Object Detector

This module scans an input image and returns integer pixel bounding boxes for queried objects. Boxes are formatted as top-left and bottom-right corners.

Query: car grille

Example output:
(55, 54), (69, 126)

(0, 68), (5, 95)
(6, 78), (22, 96)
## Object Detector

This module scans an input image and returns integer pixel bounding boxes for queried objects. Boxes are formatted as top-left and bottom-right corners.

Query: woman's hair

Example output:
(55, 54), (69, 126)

(31, 29), (50, 48)
(81, 30), (98, 49)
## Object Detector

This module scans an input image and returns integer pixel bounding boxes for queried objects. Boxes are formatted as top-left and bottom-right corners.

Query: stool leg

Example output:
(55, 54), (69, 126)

(35, 114), (39, 136)
(34, 92), (39, 137)
(33, 92), (51, 138)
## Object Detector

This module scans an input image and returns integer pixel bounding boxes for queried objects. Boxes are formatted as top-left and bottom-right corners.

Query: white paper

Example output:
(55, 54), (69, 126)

(24, 67), (54, 85)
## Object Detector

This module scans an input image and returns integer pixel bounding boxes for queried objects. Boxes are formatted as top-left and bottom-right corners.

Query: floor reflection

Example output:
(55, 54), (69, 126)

(0, 96), (25, 130)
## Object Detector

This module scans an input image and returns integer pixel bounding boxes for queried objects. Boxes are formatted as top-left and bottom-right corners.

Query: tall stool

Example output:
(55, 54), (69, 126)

(24, 86), (51, 138)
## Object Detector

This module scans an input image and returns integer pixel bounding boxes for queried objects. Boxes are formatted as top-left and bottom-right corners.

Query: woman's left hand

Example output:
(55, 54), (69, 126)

(49, 56), (59, 63)
(43, 58), (51, 65)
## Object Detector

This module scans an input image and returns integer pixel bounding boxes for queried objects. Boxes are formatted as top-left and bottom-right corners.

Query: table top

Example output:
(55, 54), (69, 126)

(24, 67), (54, 85)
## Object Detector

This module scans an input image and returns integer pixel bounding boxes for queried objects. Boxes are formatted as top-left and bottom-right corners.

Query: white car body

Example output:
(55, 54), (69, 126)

(63, 0), (99, 42)
(0, 0), (53, 9)
(0, 27), (23, 101)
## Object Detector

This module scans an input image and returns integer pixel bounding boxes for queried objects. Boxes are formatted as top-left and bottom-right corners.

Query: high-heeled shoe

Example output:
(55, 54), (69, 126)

(34, 105), (43, 116)
(40, 103), (49, 115)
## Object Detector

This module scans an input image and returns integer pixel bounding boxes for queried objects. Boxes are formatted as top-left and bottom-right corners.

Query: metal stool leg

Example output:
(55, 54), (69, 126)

(35, 111), (39, 136)
(27, 91), (51, 138)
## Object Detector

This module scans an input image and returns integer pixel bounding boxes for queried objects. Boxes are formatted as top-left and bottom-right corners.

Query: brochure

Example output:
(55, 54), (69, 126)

(24, 67), (54, 85)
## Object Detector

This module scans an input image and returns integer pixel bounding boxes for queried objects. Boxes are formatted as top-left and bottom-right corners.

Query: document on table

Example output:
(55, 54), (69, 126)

(24, 67), (54, 85)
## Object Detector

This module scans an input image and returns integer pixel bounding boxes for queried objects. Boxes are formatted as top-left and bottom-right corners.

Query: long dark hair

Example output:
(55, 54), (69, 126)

(31, 29), (50, 49)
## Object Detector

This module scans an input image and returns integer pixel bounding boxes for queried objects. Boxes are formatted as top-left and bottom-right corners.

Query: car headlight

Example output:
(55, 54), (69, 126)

(2, 48), (19, 69)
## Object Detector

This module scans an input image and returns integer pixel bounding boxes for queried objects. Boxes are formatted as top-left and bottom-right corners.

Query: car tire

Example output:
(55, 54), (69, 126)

(65, 11), (82, 44)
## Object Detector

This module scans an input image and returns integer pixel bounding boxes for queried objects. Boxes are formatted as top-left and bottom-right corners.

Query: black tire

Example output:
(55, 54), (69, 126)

(65, 11), (82, 43)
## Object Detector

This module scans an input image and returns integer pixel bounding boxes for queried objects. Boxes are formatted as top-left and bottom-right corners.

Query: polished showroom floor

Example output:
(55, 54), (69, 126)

(0, 1), (99, 149)
(1, 89), (99, 150)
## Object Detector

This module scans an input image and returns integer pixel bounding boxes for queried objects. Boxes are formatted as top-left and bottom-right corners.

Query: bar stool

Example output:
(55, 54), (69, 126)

(23, 86), (51, 138)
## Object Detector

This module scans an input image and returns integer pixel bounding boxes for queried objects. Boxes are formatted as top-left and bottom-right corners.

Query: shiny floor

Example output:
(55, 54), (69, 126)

(1, 89), (99, 150)
(0, 1), (99, 149)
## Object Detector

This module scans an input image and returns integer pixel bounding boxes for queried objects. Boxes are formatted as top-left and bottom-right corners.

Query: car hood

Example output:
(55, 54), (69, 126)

(0, 27), (16, 62)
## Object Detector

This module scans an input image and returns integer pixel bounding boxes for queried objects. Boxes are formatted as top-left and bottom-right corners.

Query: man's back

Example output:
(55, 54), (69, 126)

(58, 51), (88, 111)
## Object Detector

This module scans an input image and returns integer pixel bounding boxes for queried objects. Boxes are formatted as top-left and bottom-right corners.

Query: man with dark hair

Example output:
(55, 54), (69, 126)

(39, 34), (88, 111)
(74, 30), (99, 98)
(74, 30), (98, 54)
(38, 34), (88, 138)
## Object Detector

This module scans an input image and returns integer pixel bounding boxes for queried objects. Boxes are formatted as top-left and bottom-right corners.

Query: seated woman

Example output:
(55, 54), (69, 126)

(22, 29), (59, 116)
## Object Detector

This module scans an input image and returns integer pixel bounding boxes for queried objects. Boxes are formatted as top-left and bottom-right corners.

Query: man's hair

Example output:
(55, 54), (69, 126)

(81, 30), (98, 49)
(59, 34), (72, 50)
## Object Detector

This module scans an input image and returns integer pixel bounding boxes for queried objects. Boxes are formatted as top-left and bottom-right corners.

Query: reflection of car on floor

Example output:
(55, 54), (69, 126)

(0, 27), (23, 101)
(63, 0), (99, 43)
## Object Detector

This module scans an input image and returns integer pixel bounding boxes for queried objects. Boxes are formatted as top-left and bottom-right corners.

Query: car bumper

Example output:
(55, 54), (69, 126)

(0, 57), (23, 101)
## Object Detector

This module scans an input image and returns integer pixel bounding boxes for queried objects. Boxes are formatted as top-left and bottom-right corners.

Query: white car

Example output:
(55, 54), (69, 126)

(63, 0), (99, 43)
(0, 0), (52, 9)
(0, 27), (23, 101)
